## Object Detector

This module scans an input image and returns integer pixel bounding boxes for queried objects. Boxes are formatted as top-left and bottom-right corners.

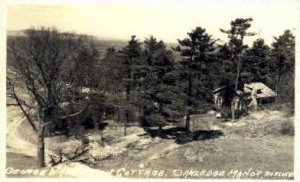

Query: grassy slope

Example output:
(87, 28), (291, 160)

(151, 136), (293, 179)
(6, 152), (37, 169)
(96, 110), (294, 179)
(6, 105), (294, 179)
(96, 135), (293, 179)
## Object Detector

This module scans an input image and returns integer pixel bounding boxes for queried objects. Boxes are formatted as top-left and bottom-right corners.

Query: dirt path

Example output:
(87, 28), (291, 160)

(6, 105), (115, 178)
(6, 106), (37, 157)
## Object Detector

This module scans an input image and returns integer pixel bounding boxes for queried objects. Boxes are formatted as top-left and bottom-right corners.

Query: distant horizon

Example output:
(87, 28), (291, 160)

(7, 29), (130, 42)
(6, 27), (295, 47)
(7, 3), (297, 46)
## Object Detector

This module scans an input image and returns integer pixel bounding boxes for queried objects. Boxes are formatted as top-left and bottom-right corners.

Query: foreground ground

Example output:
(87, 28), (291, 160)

(6, 105), (294, 179)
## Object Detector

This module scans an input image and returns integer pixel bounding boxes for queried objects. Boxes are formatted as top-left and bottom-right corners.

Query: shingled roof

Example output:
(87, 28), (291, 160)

(244, 82), (277, 98)
(212, 85), (227, 93)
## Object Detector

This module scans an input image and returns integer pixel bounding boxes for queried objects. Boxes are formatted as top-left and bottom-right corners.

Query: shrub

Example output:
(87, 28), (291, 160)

(280, 121), (294, 135)
(81, 137), (90, 146)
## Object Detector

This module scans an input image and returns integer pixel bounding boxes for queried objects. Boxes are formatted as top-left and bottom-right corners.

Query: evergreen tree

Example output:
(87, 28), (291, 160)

(102, 47), (123, 122)
(216, 43), (236, 87)
(268, 30), (295, 106)
(241, 38), (270, 83)
(139, 36), (181, 131)
(220, 18), (256, 91)
(173, 27), (217, 131)
(269, 30), (295, 94)
(119, 35), (142, 135)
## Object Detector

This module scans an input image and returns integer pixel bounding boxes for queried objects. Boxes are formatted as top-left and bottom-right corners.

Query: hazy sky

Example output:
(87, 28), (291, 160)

(7, 1), (298, 45)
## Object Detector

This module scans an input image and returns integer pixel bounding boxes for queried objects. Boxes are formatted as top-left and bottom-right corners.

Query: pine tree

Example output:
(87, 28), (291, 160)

(242, 38), (270, 83)
(119, 35), (142, 135)
(173, 27), (217, 131)
(270, 30), (295, 95)
(270, 30), (295, 103)
(216, 43), (236, 87)
(139, 36), (181, 132)
(220, 18), (256, 91)
(102, 47), (123, 122)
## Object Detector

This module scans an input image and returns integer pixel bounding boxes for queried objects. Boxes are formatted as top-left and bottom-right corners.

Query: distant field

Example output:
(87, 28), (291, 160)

(90, 38), (180, 60)
(7, 30), (181, 61)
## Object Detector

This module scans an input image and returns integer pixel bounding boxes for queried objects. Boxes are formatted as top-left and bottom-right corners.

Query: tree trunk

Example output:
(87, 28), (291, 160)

(231, 109), (235, 122)
(185, 113), (190, 132)
(124, 112), (128, 136)
(275, 67), (282, 97)
(159, 102), (163, 112)
(100, 131), (104, 146)
(188, 75), (193, 96)
(158, 125), (163, 136)
(94, 120), (99, 132)
(235, 34), (245, 92)
(234, 55), (241, 92)
(124, 82), (131, 136)
(138, 107), (141, 121)
(117, 106), (120, 122)
(37, 124), (46, 168)
(37, 107), (56, 168)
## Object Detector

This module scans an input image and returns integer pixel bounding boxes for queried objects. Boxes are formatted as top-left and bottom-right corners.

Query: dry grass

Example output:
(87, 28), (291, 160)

(6, 104), (294, 179)
(222, 109), (294, 138)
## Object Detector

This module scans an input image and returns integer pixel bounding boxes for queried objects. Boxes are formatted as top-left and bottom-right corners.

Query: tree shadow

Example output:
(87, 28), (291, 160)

(140, 127), (224, 144)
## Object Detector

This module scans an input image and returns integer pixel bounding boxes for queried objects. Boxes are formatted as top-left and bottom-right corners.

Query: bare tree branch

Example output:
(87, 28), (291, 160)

(6, 95), (35, 109)
(60, 105), (90, 119)
(7, 78), (38, 132)
(49, 146), (90, 167)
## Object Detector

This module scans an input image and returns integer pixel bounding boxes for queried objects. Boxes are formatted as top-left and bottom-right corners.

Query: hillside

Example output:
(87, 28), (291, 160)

(7, 30), (180, 60)
(6, 28), (294, 180)
(6, 102), (294, 179)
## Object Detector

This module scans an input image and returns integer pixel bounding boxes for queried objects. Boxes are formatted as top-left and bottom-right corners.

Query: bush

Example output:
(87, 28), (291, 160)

(144, 113), (167, 127)
(280, 121), (294, 135)
(261, 103), (294, 116)
(81, 137), (90, 146)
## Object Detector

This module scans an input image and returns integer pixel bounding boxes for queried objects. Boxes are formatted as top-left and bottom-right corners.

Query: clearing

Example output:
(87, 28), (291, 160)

(6, 105), (294, 179)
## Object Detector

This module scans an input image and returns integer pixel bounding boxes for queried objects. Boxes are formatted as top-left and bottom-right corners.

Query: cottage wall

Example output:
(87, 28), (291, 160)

(187, 114), (218, 132)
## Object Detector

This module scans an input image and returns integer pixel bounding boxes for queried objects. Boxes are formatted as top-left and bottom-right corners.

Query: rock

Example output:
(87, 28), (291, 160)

(207, 110), (216, 115)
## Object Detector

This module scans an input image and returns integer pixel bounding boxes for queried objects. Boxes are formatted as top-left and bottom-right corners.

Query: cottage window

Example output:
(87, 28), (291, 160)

(232, 97), (240, 110)
(216, 96), (223, 107)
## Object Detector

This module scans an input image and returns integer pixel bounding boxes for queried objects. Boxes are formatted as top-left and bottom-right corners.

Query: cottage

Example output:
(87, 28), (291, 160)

(212, 85), (247, 119)
(212, 85), (227, 108)
(231, 90), (247, 111)
(243, 82), (277, 103)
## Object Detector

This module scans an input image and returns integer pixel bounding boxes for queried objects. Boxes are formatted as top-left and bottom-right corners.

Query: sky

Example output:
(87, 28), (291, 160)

(6, 0), (298, 45)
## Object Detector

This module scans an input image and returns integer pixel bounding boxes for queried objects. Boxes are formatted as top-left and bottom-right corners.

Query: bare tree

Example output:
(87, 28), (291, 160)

(7, 77), (38, 132)
(7, 28), (96, 168)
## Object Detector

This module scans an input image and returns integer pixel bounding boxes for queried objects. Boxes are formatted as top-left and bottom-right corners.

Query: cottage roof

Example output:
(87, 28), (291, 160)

(212, 85), (227, 93)
(244, 82), (277, 98)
